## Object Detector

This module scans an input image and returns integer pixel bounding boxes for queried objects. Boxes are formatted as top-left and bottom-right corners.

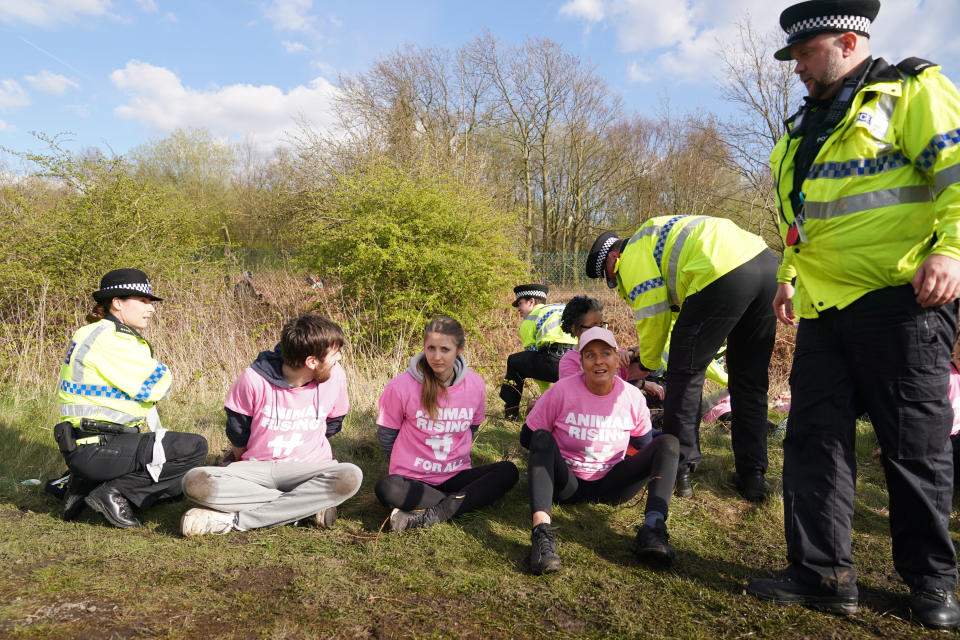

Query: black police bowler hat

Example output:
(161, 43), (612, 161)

(92, 268), (163, 303)
(586, 231), (621, 288)
(774, 0), (880, 61)
(512, 284), (548, 307)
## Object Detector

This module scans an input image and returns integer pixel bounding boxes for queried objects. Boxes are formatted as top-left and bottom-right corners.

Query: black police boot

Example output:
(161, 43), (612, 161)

(675, 468), (693, 498)
(747, 568), (858, 615)
(735, 471), (767, 503)
(910, 588), (960, 630)
(84, 484), (141, 529)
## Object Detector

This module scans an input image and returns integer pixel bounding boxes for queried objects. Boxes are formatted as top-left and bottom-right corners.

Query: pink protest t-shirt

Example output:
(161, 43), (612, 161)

(558, 348), (629, 380)
(226, 363), (349, 463)
(377, 369), (486, 485)
(526, 373), (650, 481)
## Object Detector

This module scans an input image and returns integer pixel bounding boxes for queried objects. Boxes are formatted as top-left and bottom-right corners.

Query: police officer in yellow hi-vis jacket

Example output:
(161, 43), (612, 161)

(55, 269), (207, 528)
(746, 0), (960, 629)
(500, 283), (577, 419)
(586, 216), (778, 501)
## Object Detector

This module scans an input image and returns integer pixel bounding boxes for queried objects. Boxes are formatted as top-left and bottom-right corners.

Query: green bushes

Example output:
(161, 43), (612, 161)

(297, 161), (526, 349)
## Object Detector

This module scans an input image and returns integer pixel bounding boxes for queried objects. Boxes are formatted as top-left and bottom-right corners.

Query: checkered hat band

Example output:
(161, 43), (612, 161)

(594, 237), (618, 277)
(100, 282), (154, 296)
(515, 290), (546, 299)
(788, 14), (871, 38)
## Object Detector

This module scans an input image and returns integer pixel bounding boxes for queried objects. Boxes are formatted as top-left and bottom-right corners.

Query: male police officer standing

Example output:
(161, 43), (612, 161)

(747, 1), (960, 629)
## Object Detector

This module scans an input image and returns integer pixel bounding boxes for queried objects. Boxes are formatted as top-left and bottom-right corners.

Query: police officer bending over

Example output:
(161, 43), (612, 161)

(747, 0), (960, 630)
(54, 269), (207, 528)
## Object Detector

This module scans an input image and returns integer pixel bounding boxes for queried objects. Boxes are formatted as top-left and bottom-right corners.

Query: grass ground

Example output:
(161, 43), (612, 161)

(0, 387), (955, 640)
(0, 278), (952, 639)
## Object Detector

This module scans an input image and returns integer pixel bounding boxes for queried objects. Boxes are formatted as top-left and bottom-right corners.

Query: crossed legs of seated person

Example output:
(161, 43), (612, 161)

(527, 429), (679, 574)
(375, 461), (519, 532)
(180, 460), (363, 536)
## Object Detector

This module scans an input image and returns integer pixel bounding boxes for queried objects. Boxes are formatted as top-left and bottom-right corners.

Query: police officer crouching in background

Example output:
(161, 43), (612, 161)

(54, 269), (208, 528)
(746, 0), (960, 629)
(499, 284), (577, 419)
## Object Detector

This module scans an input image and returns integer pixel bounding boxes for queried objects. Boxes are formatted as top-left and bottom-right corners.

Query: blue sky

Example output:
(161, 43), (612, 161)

(1, 0), (959, 162)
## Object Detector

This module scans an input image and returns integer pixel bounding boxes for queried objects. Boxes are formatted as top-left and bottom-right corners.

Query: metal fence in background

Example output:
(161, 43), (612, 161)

(531, 252), (596, 288)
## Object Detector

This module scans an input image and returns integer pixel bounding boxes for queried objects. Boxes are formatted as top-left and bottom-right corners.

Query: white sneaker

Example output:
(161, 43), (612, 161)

(181, 508), (236, 537)
(314, 506), (337, 529)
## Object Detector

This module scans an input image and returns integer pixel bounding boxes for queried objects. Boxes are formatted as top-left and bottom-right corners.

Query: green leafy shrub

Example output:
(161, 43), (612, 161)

(296, 160), (526, 350)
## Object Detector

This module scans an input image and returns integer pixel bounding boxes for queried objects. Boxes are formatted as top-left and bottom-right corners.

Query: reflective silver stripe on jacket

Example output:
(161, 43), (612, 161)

(59, 403), (141, 425)
(665, 216), (709, 305)
(624, 225), (660, 249)
(634, 300), (672, 321)
(803, 184), (934, 220)
(934, 163), (960, 194)
(71, 324), (109, 383)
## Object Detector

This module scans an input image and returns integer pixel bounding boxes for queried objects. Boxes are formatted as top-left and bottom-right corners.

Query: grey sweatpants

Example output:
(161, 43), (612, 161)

(181, 460), (362, 531)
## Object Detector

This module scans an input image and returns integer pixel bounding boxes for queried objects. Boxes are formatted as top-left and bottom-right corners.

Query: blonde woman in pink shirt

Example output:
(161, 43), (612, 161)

(375, 316), (519, 531)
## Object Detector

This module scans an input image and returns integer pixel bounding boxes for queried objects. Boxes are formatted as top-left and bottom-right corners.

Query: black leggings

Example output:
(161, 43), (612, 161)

(375, 461), (519, 521)
(528, 430), (679, 518)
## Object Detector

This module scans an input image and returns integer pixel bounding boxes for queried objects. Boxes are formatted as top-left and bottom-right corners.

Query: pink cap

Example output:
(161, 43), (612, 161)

(578, 326), (618, 351)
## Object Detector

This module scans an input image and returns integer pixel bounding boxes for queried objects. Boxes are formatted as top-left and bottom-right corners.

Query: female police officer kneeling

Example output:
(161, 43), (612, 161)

(55, 269), (207, 528)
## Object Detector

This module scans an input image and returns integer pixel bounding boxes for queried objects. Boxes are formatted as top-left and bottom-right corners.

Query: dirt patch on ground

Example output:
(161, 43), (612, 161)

(215, 565), (295, 599)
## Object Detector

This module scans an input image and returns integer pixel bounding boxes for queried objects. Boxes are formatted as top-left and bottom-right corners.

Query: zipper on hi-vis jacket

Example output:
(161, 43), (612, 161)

(785, 192), (809, 246)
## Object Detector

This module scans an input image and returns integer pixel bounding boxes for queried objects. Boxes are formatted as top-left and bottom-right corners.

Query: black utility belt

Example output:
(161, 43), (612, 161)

(540, 343), (575, 357)
(78, 418), (140, 435)
(53, 419), (140, 455)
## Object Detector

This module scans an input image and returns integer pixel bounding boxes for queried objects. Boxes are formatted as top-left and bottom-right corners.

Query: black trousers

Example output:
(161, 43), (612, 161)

(784, 285), (958, 592)
(66, 431), (208, 509)
(375, 461), (519, 520)
(527, 429), (679, 518)
(499, 349), (563, 413)
(662, 249), (778, 474)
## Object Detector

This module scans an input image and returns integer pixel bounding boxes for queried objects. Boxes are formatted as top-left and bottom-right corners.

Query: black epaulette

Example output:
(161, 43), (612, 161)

(897, 57), (936, 76)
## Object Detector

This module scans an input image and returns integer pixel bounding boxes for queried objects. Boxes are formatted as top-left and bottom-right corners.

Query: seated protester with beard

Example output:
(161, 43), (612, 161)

(375, 316), (519, 532)
(179, 314), (362, 536)
(522, 327), (680, 574)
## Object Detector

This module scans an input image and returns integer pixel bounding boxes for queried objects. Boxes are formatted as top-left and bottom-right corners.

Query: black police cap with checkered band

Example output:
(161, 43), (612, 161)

(775, 0), (880, 61)
(92, 268), (163, 303)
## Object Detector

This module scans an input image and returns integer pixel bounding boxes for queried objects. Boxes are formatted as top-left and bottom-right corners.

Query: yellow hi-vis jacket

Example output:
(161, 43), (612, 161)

(615, 215), (768, 372)
(518, 303), (546, 350)
(525, 302), (577, 348)
(58, 318), (172, 427)
(772, 59), (960, 318)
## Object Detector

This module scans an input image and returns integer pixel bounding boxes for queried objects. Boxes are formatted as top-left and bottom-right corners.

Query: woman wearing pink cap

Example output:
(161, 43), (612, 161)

(522, 326), (680, 575)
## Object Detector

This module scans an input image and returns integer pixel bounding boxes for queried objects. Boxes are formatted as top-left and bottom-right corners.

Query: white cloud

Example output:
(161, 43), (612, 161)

(0, 0), (112, 26)
(135, 0), (158, 12)
(282, 40), (309, 54)
(164, 11), (177, 22)
(24, 70), (79, 95)
(0, 79), (29, 109)
(263, 0), (318, 34)
(560, 0), (607, 23)
(560, 0), (960, 86)
(65, 104), (91, 118)
(0, 119), (9, 132)
(109, 60), (341, 152)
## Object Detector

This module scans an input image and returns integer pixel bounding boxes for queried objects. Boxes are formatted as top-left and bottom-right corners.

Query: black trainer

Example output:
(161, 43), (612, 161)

(84, 484), (141, 529)
(675, 468), (693, 499)
(736, 471), (767, 503)
(747, 569), (858, 615)
(389, 507), (441, 532)
(630, 520), (675, 567)
(910, 588), (960, 630)
(530, 523), (561, 575)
